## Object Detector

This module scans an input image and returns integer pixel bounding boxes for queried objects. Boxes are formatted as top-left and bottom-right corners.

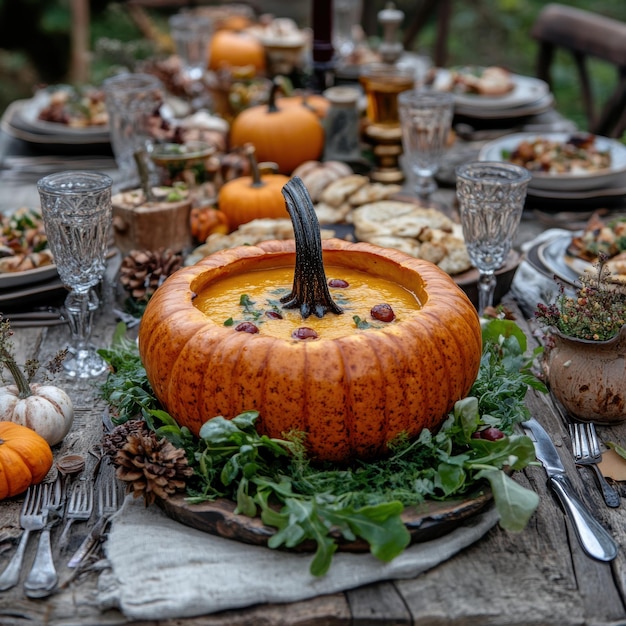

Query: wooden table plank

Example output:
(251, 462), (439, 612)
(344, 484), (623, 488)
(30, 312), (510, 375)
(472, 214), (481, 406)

(347, 581), (412, 625)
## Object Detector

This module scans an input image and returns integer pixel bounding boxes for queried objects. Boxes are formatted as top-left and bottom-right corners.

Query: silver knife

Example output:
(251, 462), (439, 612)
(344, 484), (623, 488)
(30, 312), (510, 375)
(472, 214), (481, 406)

(522, 418), (618, 562)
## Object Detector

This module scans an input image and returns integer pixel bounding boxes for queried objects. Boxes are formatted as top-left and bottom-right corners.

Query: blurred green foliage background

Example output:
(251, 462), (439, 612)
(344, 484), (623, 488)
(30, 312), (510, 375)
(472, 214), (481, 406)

(0, 0), (625, 133)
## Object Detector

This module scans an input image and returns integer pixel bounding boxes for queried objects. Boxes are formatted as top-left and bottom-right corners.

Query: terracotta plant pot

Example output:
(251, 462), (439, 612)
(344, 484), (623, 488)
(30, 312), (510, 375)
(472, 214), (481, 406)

(545, 325), (626, 424)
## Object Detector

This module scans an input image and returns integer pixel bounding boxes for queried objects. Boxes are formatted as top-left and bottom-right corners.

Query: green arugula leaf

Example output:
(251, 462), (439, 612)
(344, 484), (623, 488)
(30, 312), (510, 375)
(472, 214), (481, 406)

(435, 461), (467, 496)
(454, 396), (481, 441)
(476, 468), (539, 532)
(236, 478), (257, 516)
(323, 501), (410, 562)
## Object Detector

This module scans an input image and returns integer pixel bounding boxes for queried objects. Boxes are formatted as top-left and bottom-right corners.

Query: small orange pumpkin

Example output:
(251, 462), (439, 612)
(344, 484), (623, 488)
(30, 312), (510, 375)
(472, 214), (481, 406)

(218, 144), (290, 230)
(278, 93), (330, 119)
(208, 30), (266, 73)
(0, 421), (53, 500)
(190, 205), (230, 242)
(138, 178), (482, 463)
(229, 80), (325, 175)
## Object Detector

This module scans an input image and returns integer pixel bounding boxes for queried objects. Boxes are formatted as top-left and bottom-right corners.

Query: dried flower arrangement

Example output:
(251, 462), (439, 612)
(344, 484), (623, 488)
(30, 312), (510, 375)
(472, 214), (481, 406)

(535, 254), (626, 341)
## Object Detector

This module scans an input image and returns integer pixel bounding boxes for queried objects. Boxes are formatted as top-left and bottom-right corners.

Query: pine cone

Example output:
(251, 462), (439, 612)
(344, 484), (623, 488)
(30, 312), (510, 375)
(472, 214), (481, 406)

(119, 248), (183, 301)
(106, 425), (194, 506)
(103, 420), (150, 458)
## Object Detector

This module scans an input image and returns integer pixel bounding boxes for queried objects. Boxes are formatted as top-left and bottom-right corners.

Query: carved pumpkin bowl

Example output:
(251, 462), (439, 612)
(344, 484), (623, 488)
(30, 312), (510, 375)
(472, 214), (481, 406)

(138, 179), (483, 463)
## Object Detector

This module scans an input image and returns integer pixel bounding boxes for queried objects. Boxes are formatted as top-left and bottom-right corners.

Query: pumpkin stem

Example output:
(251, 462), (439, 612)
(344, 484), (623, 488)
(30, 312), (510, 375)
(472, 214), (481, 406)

(267, 76), (287, 113)
(243, 143), (265, 189)
(0, 346), (32, 399)
(280, 177), (343, 319)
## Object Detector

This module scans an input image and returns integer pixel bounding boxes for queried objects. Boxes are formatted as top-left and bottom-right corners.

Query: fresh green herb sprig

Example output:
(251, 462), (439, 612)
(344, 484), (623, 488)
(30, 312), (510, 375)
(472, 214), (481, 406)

(98, 323), (161, 424)
(472, 318), (546, 432)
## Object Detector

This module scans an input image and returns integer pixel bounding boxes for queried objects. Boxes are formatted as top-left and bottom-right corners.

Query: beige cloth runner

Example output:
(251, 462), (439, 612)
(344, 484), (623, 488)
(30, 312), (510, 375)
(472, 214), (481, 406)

(98, 495), (499, 621)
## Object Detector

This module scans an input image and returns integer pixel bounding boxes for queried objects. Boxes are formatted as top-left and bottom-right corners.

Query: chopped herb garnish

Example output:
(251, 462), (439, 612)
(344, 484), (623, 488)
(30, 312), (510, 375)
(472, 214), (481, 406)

(353, 315), (371, 329)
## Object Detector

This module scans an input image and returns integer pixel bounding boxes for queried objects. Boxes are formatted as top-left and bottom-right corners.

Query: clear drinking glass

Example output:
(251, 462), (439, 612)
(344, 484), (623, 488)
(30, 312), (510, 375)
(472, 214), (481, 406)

(455, 161), (531, 316)
(102, 73), (164, 189)
(398, 89), (454, 200)
(169, 12), (214, 81)
(359, 63), (416, 128)
(37, 171), (113, 378)
(332, 0), (363, 63)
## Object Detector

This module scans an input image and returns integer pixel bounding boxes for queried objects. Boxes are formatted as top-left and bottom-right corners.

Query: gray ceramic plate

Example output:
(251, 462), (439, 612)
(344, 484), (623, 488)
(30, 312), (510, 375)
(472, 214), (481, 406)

(479, 132), (626, 192)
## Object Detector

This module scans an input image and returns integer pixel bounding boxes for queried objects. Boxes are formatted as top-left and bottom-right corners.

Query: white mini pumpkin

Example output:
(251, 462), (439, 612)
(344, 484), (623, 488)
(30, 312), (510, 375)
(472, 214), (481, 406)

(0, 383), (74, 446)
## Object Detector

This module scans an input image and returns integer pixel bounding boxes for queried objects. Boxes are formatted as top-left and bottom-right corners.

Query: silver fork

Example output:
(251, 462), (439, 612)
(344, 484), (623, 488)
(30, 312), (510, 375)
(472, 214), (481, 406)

(569, 421), (621, 508)
(0, 482), (48, 591)
(57, 479), (94, 551)
(67, 463), (121, 568)
(23, 476), (64, 598)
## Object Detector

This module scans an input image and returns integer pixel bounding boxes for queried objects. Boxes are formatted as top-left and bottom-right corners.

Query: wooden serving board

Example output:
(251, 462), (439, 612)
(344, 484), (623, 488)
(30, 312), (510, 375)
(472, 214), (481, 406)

(157, 488), (493, 553)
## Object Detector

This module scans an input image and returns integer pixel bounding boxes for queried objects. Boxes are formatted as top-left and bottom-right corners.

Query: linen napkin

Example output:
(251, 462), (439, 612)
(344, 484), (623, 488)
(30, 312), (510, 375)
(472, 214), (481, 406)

(510, 227), (574, 317)
(97, 495), (499, 621)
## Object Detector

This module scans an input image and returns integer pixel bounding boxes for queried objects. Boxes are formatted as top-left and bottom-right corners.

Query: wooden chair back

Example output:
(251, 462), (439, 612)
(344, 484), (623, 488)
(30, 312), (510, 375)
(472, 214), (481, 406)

(531, 3), (626, 138)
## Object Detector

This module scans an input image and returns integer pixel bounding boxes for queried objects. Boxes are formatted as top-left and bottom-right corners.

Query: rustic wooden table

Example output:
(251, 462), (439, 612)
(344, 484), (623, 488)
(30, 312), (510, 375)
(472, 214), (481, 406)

(1, 122), (626, 625)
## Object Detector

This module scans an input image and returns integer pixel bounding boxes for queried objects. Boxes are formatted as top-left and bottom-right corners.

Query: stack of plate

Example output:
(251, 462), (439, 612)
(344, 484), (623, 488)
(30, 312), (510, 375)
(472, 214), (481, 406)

(0, 264), (65, 310)
(524, 231), (580, 288)
(1, 90), (111, 154)
(478, 132), (626, 205)
(434, 69), (553, 120)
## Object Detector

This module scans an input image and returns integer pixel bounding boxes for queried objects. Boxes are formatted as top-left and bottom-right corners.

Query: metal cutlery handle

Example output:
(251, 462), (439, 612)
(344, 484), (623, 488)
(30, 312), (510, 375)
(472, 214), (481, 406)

(23, 528), (58, 598)
(67, 515), (108, 569)
(57, 519), (75, 552)
(588, 464), (621, 508)
(549, 473), (618, 562)
(0, 530), (31, 591)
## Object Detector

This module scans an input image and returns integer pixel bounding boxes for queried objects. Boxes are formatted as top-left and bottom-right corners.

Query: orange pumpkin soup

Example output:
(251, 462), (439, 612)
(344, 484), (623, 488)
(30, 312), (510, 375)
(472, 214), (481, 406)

(193, 266), (422, 340)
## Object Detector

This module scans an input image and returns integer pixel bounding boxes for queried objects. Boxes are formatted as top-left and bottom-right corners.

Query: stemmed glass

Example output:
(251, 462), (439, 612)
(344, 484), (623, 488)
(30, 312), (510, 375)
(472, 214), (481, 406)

(102, 72), (164, 190)
(332, 0), (363, 64)
(455, 161), (531, 316)
(398, 89), (454, 202)
(169, 11), (213, 108)
(37, 171), (113, 378)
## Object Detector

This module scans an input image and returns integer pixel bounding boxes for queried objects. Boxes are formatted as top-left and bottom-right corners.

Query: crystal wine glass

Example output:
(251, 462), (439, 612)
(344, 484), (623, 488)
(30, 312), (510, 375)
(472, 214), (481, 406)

(102, 72), (164, 190)
(398, 89), (454, 201)
(455, 161), (531, 316)
(37, 171), (113, 378)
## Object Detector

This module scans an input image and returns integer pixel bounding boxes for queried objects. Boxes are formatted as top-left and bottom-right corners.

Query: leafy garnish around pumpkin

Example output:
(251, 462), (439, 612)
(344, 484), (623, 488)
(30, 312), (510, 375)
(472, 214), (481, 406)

(97, 323), (161, 424)
(100, 317), (543, 576)
(470, 318), (546, 433)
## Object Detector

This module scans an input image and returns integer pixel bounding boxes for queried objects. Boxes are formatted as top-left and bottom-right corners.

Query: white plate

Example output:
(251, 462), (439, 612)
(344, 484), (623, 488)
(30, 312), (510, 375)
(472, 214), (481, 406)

(433, 69), (550, 111)
(0, 264), (59, 289)
(2, 100), (111, 147)
(455, 93), (554, 120)
(0, 276), (65, 306)
(18, 89), (110, 137)
(478, 132), (626, 191)
(535, 233), (581, 286)
(527, 177), (626, 201)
